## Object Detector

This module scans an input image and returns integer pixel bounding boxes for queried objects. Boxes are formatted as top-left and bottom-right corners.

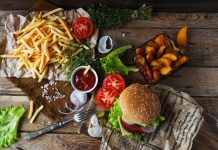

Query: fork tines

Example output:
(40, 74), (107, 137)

(77, 108), (96, 121)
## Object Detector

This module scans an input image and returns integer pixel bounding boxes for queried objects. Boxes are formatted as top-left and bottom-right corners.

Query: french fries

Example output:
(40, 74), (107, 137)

(134, 33), (189, 83)
(0, 8), (77, 82)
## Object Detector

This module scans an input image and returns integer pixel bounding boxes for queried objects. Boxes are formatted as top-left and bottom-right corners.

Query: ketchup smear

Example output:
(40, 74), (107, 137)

(74, 69), (96, 91)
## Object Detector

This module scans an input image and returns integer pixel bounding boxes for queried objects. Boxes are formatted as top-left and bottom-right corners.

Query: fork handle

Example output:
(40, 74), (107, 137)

(25, 120), (70, 140)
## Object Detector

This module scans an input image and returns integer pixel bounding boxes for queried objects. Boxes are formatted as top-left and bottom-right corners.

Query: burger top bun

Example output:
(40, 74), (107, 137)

(119, 83), (161, 125)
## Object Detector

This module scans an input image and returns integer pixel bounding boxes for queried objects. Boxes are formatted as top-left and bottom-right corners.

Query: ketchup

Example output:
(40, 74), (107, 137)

(74, 69), (96, 91)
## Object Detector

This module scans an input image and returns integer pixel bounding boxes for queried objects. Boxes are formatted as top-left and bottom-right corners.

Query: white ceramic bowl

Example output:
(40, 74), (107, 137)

(71, 66), (98, 93)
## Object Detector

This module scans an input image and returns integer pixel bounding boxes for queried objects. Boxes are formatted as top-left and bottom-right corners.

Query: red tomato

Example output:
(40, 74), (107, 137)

(103, 73), (125, 94)
(73, 17), (94, 39)
(96, 86), (119, 109)
(120, 118), (144, 133)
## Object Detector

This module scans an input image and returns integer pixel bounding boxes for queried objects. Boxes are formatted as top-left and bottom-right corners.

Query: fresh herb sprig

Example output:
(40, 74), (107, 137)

(63, 44), (100, 78)
(88, 3), (152, 30)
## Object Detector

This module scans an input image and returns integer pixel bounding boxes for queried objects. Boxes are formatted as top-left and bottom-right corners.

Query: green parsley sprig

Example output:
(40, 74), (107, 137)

(88, 3), (152, 30)
(63, 44), (100, 79)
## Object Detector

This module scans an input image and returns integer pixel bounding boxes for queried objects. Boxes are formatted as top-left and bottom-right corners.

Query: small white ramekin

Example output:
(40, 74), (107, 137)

(71, 66), (98, 93)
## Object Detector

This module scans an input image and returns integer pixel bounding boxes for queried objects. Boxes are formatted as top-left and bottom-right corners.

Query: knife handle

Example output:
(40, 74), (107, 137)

(25, 121), (66, 140)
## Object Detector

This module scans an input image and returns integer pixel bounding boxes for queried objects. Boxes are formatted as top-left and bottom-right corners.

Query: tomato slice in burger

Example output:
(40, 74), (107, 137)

(73, 17), (94, 39)
(103, 73), (125, 94)
(96, 86), (119, 109)
(120, 118), (144, 133)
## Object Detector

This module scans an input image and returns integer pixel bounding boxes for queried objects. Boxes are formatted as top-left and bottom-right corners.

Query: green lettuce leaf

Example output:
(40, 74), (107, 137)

(108, 100), (123, 131)
(118, 117), (142, 140)
(0, 105), (25, 148)
(108, 100), (142, 140)
(100, 45), (138, 75)
(151, 115), (165, 128)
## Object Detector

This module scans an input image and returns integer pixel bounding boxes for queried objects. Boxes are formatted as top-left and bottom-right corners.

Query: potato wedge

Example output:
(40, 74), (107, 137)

(154, 34), (165, 46)
(157, 45), (166, 58)
(135, 47), (144, 54)
(153, 70), (160, 82)
(160, 66), (173, 76)
(146, 53), (154, 62)
(135, 54), (146, 65)
(177, 26), (188, 48)
(145, 46), (156, 55)
(147, 40), (159, 49)
(152, 66), (161, 71)
(158, 57), (172, 66)
(151, 60), (162, 68)
(145, 64), (153, 80)
(174, 56), (188, 68)
(162, 53), (178, 61)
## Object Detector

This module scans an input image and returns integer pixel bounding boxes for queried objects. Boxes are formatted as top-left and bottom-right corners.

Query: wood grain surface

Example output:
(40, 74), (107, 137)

(0, 0), (218, 149)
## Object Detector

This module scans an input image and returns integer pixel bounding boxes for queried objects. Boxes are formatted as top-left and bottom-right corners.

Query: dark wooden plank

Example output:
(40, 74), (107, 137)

(0, 0), (217, 12)
(1, 11), (218, 29)
(1, 68), (218, 97)
(126, 67), (218, 97)
(0, 0), (36, 10)
(192, 121), (218, 150)
(194, 97), (218, 118)
(6, 133), (100, 150)
(124, 13), (218, 29)
(47, 0), (218, 13)
(162, 67), (218, 97)
(104, 28), (218, 67)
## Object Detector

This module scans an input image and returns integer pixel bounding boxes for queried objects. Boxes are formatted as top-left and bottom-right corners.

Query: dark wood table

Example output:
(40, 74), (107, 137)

(1, 0), (218, 149)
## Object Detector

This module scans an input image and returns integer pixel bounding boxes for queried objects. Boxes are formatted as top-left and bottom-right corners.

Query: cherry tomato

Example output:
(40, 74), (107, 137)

(73, 17), (94, 39)
(96, 86), (119, 109)
(103, 73), (125, 94)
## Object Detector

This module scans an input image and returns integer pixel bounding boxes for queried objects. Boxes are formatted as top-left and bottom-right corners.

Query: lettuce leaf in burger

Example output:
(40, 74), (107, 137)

(108, 83), (165, 140)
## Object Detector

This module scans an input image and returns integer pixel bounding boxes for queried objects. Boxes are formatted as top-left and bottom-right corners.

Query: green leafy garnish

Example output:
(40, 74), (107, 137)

(63, 44), (100, 78)
(0, 105), (25, 148)
(108, 100), (123, 131)
(151, 115), (165, 128)
(100, 45), (138, 75)
(108, 100), (142, 140)
(88, 3), (152, 30)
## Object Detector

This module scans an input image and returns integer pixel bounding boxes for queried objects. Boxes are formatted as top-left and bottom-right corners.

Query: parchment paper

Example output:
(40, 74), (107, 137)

(99, 84), (204, 150)
(0, 9), (98, 81)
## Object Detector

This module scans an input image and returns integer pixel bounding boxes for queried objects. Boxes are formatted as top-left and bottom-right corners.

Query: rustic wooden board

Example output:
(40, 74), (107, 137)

(5, 133), (100, 150)
(0, 1), (218, 149)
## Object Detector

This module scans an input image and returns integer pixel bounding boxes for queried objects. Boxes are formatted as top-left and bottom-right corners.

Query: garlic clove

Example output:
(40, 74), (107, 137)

(88, 126), (103, 138)
(98, 36), (113, 54)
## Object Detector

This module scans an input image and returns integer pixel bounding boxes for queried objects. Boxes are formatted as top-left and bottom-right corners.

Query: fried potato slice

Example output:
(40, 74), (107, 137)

(160, 66), (173, 76)
(145, 46), (156, 55)
(151, 60), (162, 67)
(177, 26), (188, 48)
(135, 47), (144, 54)
(147, 40), (159, 49)
(158, 57), (172, 66)
(154, 34), (166, 46)
(174, 56), (188, 68)
(153, 70), (160, 82)
(135, 54), (146, 65)
(162, 53), (178, 61)
(157, 45), (166, 58)
(146, 53), (154, 63)
(145, 64), (153, 80)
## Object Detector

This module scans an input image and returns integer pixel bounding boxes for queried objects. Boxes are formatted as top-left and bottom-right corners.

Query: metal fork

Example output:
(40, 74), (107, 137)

(25, 108), (96, 140)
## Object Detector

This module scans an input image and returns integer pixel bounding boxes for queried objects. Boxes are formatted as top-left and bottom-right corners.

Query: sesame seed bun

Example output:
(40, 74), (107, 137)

(119, 83), (161, 125)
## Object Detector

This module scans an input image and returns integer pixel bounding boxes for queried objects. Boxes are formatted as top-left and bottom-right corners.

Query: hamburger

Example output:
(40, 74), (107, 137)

(108, 83), (164, 139)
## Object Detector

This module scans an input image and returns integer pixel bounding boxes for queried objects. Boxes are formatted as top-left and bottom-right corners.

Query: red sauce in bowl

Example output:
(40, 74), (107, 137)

(74, 69), (96, 91)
